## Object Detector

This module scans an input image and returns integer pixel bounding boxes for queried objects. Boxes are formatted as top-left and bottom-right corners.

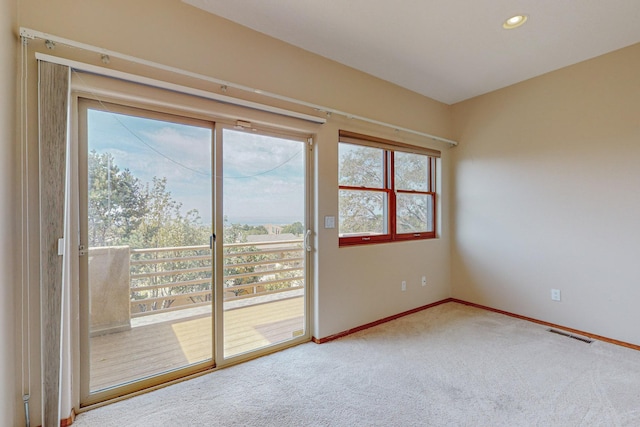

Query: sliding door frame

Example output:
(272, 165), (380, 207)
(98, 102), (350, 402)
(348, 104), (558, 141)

(77, 97), (216, 406)
(70, 72), (317, 410)
(213, 123), (313, 367)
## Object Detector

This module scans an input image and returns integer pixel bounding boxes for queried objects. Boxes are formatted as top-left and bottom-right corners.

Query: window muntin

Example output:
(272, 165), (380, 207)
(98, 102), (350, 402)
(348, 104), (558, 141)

(338, 132), (438, 246)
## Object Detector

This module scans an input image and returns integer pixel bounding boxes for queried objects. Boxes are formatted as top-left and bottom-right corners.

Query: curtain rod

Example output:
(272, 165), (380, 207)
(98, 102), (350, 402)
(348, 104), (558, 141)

(19, 27), (458, 146)
(35, 52), (326, 125)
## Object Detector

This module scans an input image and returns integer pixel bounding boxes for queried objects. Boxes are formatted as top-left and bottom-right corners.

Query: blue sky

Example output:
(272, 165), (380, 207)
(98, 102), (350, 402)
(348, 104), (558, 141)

(87, 109), (304, 227)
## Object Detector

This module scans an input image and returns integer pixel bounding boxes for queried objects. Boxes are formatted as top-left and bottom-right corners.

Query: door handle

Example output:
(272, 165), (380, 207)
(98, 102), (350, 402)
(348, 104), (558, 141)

(304, 229), (312, 252)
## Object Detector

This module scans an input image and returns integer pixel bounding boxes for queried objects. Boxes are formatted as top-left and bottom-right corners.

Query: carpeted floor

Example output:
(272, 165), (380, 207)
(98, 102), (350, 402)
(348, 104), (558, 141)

(74, 302), (640, 426)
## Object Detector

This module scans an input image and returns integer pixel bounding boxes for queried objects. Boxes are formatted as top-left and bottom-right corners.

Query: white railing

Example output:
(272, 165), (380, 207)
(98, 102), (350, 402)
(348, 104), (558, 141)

(129, 239), (304, 318)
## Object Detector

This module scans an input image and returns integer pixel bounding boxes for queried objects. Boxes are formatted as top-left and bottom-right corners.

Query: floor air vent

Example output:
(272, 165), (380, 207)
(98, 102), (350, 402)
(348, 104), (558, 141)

(548, 328), (593, 344)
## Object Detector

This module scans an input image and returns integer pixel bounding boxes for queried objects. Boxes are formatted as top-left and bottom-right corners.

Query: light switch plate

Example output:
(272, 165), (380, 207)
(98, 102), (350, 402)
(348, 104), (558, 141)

(324, 216), (336, 229)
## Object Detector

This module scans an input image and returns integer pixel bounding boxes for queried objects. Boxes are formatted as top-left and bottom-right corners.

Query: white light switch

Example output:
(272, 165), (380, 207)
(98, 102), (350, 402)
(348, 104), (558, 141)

(324, 216), (336, 229)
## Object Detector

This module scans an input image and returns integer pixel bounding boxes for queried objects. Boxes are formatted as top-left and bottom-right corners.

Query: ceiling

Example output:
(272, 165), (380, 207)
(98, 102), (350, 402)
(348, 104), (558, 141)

(184, 0), (640, 105)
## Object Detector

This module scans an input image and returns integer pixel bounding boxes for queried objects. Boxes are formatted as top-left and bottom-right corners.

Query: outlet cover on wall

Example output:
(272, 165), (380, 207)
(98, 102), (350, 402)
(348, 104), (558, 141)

(401, 281), (407, 291)
(421, 276), (427, 286)
(551, 289), (561, 301)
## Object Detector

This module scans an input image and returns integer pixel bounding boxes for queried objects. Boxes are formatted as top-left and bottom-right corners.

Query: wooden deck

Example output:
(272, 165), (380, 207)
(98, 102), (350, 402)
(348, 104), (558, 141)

(90, 296), (304, 391)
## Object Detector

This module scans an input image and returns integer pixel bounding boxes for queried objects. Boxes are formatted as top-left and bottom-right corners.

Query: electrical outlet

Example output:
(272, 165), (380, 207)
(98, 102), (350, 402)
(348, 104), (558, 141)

(551, 289), (561, 302)
(401, 281), (407, 291)
(421, 276), (427, 286)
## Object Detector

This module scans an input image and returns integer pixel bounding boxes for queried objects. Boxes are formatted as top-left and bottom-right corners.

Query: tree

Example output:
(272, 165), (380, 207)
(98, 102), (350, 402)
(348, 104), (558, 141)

(281, 221), (304, 236)
(338, 145), (385, 234)
(131, 177), (210, 248)
(338, 146), (432, 235)
(222, 219), (267, 296)
(129, 177), (211, 310)
(88, 152), (211, 313)
(222, 220), (268, 244)
(394, 152), (432, 233)
(88, 151), (147, 246)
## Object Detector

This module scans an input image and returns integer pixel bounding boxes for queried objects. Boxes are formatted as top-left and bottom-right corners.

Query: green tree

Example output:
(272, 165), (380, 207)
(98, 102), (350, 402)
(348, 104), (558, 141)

(130, 177), (211, 310)
(132, 177), (209, 248)
(222, 218), (268, 244)
(338, 146), (432, 234)
(222, 219), (267, 296)
(338, 145), (385, 234)
(281, 221), (304, 236)
(88, 150), (147, 246)
(88, 152), (211, 313)
(394, 152), (432, 233)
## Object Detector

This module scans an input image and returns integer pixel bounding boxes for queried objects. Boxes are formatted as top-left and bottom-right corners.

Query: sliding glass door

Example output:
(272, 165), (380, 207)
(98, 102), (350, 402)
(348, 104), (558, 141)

(78, 99), (311, 406)
(218, 127), (310, 360)
(79, 99), (214, 404)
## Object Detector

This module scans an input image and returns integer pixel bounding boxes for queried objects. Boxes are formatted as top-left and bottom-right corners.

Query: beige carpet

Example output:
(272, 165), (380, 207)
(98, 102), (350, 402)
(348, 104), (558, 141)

(74, 302), (640, 426)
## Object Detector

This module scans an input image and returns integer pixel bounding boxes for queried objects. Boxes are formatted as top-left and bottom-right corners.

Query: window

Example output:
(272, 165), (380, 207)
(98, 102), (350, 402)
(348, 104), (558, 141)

(338, 130), (439, 246)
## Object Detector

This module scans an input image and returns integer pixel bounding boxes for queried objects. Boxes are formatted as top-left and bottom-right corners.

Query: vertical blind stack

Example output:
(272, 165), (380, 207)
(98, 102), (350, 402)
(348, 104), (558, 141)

(38, 60), (70, 427)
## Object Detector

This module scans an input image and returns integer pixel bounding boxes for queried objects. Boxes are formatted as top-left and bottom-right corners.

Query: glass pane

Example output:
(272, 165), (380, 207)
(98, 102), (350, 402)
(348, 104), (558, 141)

(395, 152), (430, 191)
(222, 128), (306, 358)
(86, 108), (212, 392)
(396, 193), (433, 234)
(339, 189), (387, 236)
(338, 143), (384, 188)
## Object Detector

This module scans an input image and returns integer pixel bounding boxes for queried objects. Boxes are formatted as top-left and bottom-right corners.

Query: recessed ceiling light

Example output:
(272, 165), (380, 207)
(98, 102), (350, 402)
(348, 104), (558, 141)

(503, 14), (528, 29)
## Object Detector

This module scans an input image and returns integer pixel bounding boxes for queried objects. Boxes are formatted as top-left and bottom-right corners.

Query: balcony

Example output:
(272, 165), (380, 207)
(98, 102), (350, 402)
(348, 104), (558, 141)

(88, 238), (305, 392)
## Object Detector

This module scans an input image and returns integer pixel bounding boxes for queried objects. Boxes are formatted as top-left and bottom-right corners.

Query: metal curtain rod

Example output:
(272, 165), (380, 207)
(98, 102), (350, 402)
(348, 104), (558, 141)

(19, 27), (458, 146)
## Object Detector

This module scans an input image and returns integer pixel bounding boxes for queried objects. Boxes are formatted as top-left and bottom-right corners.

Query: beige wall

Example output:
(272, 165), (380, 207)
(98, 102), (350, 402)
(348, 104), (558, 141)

(18, 0), (452, 140)
(1, 0), (18, 424)
(0, 0), (22, 425)
(451, 43), (640, 346)
(16, 0), (453, 422)
(314, 116), (451, 337)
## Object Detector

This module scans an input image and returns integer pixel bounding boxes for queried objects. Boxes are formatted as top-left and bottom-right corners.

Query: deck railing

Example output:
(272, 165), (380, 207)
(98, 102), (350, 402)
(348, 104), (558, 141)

(129, 238), (305, 317)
